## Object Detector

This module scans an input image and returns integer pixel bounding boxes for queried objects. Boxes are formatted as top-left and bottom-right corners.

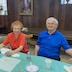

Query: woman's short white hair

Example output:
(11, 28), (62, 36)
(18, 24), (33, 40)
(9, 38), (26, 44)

(46, 17), (58, 25)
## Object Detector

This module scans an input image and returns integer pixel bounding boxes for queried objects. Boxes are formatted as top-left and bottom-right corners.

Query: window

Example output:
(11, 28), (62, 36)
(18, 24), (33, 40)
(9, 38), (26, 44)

(61, 0), (72, 4)
(0, 0), (8, 15)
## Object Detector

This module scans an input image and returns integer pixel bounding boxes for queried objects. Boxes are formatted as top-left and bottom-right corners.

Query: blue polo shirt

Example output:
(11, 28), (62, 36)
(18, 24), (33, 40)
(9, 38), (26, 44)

(36, 30), (70, 59)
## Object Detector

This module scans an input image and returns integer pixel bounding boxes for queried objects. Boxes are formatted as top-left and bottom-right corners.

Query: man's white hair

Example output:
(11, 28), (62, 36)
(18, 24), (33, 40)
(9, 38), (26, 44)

(46, 17), (58, 24)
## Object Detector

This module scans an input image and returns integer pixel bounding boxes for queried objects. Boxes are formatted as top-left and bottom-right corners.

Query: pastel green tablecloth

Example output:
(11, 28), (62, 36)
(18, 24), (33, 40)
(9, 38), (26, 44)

(0, 52), (72, 72)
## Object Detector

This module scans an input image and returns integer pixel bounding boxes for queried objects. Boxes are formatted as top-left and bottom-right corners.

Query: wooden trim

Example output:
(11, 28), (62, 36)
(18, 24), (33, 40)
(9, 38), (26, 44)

(60, 5), (66, 30)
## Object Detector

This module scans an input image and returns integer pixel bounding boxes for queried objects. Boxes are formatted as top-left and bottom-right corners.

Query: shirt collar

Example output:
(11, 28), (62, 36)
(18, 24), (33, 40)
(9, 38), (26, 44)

(46, 29), (57, 35)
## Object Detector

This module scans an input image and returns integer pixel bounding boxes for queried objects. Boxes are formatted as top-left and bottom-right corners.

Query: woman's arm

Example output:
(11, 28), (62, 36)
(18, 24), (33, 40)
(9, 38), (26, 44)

(5, 45), (23, 56)
(12, 46), (23, 54)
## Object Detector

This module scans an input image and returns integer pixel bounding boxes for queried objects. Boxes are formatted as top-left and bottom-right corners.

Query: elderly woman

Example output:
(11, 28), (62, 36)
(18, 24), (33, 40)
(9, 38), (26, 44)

(34, 17), (72, 61)
(0, 20), (30, 56)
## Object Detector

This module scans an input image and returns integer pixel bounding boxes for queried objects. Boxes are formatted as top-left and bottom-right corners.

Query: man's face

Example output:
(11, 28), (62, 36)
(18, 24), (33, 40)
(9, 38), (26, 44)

(46, 19), (58, 31)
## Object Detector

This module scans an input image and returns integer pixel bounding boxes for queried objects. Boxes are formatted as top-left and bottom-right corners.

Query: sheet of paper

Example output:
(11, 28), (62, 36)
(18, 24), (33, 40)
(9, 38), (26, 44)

(12, 53), (20, 57)
(0, 56), (21, 72)
(64, 66), (72, 72)
(0, 48), (20, 57)
(0, 48), (11, 54)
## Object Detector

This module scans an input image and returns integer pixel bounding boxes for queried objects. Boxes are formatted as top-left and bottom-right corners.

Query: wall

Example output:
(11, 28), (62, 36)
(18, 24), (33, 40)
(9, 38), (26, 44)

(0, 0), (72, 33)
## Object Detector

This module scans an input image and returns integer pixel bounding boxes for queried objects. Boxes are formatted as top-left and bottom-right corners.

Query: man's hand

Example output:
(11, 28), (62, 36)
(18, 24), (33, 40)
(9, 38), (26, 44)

(5, 51), (14, 56)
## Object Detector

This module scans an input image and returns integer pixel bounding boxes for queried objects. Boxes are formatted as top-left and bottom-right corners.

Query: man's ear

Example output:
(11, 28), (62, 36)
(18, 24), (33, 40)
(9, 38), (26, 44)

(56, 24), (58, 28)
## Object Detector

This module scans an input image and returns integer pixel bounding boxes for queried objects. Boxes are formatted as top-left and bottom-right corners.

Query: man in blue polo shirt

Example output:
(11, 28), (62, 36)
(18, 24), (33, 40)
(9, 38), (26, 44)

(34, 17), (72, 61)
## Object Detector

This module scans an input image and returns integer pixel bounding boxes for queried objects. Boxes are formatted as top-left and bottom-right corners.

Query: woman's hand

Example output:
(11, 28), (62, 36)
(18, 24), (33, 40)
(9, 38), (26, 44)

(5, 51), (14, 56)
(0, 43), (5, 48)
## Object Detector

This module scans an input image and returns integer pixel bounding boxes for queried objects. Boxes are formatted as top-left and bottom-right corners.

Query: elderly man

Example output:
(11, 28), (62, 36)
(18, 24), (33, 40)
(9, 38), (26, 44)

(34, 17), (72, 61)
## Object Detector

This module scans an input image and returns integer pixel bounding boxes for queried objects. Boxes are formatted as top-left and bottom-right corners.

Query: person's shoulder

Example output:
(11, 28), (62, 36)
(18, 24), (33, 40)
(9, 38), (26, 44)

(56, 30), (65, 38)
(7, 32), (13, 36)
(38, 30), (47, 37)
(39, 30), (47, 35)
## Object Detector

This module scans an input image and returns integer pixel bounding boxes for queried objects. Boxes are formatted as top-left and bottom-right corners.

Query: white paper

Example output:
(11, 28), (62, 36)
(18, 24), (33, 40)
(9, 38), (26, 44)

(0, 56), (21, 72)
(64, 66), (72, 72)
(0, 48), (11, 54)
(0, 48), (20, 57)
(12, 53), (20, 57)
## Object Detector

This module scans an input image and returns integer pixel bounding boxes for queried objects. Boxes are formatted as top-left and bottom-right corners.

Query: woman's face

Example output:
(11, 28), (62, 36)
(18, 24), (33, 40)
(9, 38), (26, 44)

(12, 25), (21, 35)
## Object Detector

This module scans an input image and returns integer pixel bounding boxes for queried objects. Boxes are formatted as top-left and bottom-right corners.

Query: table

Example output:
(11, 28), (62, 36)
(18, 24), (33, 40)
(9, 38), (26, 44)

(0, 52), (72, 72)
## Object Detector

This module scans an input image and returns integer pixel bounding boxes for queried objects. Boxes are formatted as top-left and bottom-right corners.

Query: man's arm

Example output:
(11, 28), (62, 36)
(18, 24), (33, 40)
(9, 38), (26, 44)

(65, 48), (72, 56)
(34, 45), (39, 55)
